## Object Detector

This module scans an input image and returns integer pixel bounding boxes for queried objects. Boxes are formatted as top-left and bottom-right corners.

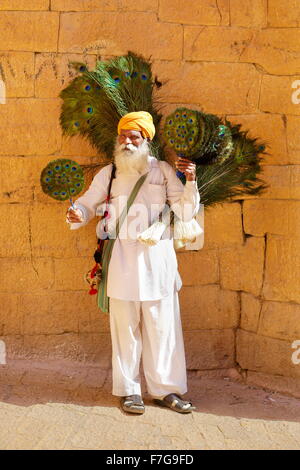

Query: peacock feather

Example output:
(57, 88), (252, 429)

(59, 51), (163, 162)
(40, 158), (84, 202)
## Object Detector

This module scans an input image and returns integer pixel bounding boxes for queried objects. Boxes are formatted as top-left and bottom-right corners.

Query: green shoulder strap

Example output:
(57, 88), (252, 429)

(97, 171), (149, 313)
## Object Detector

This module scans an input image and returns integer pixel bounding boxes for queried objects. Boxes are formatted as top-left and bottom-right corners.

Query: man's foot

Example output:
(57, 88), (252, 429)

(153, 393), (196, 413)
(120, 394), (145, 414)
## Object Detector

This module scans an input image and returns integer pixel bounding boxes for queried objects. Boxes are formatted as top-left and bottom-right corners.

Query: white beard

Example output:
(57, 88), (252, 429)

(114, 138), (150, 175)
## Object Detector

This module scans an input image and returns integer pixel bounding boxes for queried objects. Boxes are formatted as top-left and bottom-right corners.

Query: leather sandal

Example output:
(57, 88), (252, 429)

(120, 394), (145, 414)
(153, 393), (196, 413)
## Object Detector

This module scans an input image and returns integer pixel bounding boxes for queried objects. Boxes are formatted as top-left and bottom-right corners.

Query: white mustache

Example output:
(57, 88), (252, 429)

(119, 143), (137, 152)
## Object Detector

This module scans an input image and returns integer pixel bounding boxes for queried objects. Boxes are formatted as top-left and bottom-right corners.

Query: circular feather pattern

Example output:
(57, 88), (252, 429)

(40, 159), (84, 201)
(163, 109), (200, 157)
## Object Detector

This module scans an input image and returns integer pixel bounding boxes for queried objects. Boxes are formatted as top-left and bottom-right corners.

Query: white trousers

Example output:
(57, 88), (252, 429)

(109, 291), (188, 398)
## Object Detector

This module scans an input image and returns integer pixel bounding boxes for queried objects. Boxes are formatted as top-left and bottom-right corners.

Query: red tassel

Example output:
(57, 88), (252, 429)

(89, 287), (98, 295)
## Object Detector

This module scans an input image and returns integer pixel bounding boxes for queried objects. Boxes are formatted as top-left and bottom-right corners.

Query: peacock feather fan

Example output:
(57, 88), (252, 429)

(163, 107), (269, 206)
(40, 158), (84, 202)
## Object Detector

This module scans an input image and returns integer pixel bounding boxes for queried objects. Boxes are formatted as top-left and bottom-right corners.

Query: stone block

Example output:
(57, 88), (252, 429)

(35, 52), (97, 98)
(20, 332), (111, 364)
(53, 257), (93, 291)
(258, 300), (300, 341)
(203, 203), (244, 249)
(180, 285), (239, 330)
(0, 156), (34, 203)
(237, 329), (300, 378)
(226, 114), (288, 166)
(240, 29), (300, 75)
(0, 99), (61, 156)
(0, 52), (34, 98)
(263, 235), (300, 303)
(0, 12), (59, 52)
(243, 200), (289, 236)
(154, 61), (260, 114)
(21, 291), (109, 335)
(240, 292), (261, 332)
(184, 329), (235, 369)
(0, 204), (30, 257)
(0, 258), (54, 293)
(0, 294), (21, 335)
(258, 165), (300, 200)
(260, 75), (300, 115)
(30, 203), (97, 258)
(184, 26), (253, 62)
(61, 135), (98, 157)
(287, 116), (300, 164)
(159, 0), (229, 25)
(230, 0), (267, 27)
(219, 237), (265, 296)
(268, 0), (300, 27)
(58, 12), (182, 60)
(177, 249), (219, 286)
(0, 0), (49, 9)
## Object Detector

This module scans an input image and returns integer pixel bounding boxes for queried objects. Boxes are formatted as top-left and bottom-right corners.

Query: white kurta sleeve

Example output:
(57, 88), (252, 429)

(159, 161), (200, 222)
(68, 164), (112, 230)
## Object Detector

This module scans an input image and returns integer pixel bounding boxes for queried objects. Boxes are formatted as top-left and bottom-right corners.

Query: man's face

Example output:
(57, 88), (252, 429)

(118, 129), (144, 148)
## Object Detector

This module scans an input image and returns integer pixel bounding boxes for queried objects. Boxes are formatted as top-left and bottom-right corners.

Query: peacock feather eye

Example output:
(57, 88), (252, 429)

(141, 74), (147, 80)
(87, 106), (93, 114)
(131, 71), (137, 78)
(72, 166), (77, 171)
(79, 65), (86, 72)
(55, 165), (61, 171)
(74, 121), (80, 127)
(125, 71), (130, 77)
(113, 76), (120, 83)
(84, 84), (91, 91)
(169, 120), (172, 125)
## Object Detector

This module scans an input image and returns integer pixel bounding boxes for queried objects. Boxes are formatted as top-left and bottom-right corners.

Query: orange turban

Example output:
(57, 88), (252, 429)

(117, 111), (155, 140)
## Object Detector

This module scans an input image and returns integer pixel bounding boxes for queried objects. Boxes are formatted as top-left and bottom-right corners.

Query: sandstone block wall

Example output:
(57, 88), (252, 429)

(0, 0), (299, 397)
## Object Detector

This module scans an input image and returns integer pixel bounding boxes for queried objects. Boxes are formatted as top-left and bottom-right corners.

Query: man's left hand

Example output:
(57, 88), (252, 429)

(175, 157), (196, 181)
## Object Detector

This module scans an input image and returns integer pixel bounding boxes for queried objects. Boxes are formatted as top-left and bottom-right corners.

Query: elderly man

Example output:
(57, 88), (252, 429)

(66, 111), (200, 414)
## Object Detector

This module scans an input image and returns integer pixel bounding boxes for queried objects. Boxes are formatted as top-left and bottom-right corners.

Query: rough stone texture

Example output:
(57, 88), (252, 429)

(258, 165), (300, 200)
(184, 26), (254, 62)
(203, 203), (244, 249)
(260, 75), (300, 115)
(154, 61), (261, 114)
(58, 12), (183, 59)
(0, 12), (59, 52)
(0, 99), (61, 155)
(268, 0), (300, 27)
(184, 329), (235, 369)
(286, 116), (300, 164)
(219, 237), (265, 296)
(258, 301), (300, 342)
(0, 52), (34, 98)
(226, 114), (288, 166)
(263, 235), (300, 303)
(177, 249), (219, 285)
(243, 199), (295, 237)
(237, 329), (300, 379)
(0, 0), (49, 9)
(159, 0), (230, 25)
(239, 29), (300, 75)
(179, 285), (239, 330)
(240, 292), (262, 333)
(230, 0), (267, 27)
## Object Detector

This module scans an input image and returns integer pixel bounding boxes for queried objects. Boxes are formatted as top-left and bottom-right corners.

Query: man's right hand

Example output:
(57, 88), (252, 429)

(66, 207), (84, 223)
